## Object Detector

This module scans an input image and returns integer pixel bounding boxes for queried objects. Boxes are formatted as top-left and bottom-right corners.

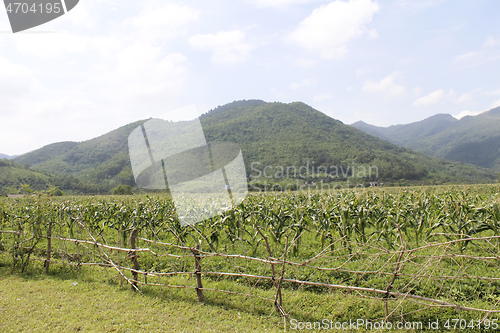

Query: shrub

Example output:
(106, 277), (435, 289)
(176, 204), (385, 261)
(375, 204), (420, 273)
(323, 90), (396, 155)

(112, 185), (133, 195)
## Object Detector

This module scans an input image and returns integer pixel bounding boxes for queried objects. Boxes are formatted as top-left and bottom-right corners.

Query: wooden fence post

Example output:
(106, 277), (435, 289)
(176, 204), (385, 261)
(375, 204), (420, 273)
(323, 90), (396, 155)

(255, 225), (282, 311)
(117, 229), (123, 288)
(44, 221), (52, 274)
(129, 229), (139, 291)
(191, 244), (204, 302)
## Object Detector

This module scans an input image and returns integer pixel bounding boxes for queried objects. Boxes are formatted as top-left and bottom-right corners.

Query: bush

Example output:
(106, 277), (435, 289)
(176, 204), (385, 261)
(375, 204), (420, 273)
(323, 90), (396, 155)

(51, 189), (64, 196)
(112, 185), (133, 195)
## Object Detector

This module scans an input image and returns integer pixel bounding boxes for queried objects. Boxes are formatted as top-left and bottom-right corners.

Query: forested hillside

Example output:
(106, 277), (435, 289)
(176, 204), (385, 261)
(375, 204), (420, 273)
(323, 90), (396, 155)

(352, 107), (500, 170)
(4, 100), (495, 194)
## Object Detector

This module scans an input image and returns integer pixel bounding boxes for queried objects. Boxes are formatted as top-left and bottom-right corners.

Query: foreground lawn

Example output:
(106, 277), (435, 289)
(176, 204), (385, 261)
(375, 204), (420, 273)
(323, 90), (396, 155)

(0, 272), (282, 332)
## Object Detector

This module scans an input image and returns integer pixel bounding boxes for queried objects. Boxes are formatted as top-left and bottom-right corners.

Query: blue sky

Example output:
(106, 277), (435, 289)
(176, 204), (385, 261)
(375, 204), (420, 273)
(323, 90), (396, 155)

(1, 0), (500, 155)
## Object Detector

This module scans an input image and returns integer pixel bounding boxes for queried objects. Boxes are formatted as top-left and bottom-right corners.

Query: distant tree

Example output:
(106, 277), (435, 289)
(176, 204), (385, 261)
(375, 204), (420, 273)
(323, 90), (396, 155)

(112, 185), (133, 195)
(18, 184), (34, 195)
(47, 186), (64, 196)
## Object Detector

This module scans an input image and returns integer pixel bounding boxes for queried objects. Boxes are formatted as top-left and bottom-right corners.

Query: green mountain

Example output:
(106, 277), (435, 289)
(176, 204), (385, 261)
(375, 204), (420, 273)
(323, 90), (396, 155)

(352, 114), (458, 146)
(0, 154), (16, 160)
(8, 101), (497, 192)
(0, 159), (50, 194)
(15, 120), (146, 189)
(351, 107), (500, 171)
(0, 159), (114, 195)
(199, 101), (495, 186)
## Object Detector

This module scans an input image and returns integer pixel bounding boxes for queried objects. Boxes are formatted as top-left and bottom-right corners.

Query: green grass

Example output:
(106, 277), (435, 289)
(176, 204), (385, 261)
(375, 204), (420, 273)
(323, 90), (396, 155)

(2, 185), (500, 332)
(1, 252), (497, 333)
(0, 266), (283, 332)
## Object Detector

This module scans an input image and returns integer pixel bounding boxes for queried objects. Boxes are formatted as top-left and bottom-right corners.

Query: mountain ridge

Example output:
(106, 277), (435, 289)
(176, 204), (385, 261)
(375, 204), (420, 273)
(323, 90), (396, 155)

(351, 106), (500, 170)
(3, 100), (495, 194)
(199, 101), (494, 185)
(0, 153), (17, 160)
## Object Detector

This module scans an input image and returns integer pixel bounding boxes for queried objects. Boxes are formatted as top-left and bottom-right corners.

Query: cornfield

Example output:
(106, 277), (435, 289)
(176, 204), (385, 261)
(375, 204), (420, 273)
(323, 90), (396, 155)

(1, 184), (500, 325)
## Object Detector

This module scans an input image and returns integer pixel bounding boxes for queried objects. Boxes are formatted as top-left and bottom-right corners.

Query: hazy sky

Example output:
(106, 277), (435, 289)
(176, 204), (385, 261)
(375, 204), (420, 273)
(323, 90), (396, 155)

(1, 0), (500, 155)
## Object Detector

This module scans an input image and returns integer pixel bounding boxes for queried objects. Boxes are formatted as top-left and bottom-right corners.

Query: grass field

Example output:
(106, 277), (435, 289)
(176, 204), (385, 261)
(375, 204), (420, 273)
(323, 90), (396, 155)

(2, 256), (481, 333)
(0, 265), (283, 332)
(1, 184), (500, 332)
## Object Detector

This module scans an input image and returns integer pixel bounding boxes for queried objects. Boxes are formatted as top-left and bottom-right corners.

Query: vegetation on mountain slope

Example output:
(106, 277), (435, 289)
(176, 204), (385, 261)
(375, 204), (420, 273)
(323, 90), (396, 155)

(352, 107), (500, 171)
(3, 101), (496, 194)
(200, 101), (496, 187)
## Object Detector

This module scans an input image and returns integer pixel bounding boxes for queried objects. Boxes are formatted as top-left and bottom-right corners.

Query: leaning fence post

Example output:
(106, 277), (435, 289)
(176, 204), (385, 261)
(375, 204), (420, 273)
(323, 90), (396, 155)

(44, 221), (52, 274)
(191, 243), (204, 302)
(129, 228), (139, 291)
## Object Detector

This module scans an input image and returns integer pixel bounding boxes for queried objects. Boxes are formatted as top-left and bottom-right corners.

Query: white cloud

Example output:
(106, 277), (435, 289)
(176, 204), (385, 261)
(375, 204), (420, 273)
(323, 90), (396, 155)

(287, 0), (379, 59)
(249, 0), (319, 7)
(484, 88), (500, 96)
(484, 36), (498, 48)
(293, 58), (318, 67)
(455, 92), (473, 104)
(8, 3), (199, 59)
(270, 87), (287, 100)
(453, 110), (482, 119)
(362, 72), (406, 97)
(123, 2), (199, 38)
(104, 48), (189, 105)
(290, 78), (315, 90)
(189, 30), (253, 64)
(412, 87), (422, 96)
(490, 99), (500, 109)
(0, 2), (196, 154)
(355, 67), (374, 77)
(453, 99), (500, 119)
(0, 42), (191, 154)
(453, 89), (482, 105)
(412, 89), (445, 107)
(313, 93), (333, 102)
(0, 56), (40, 101)
(63, 0), (99, 29)
(429, 88), (481, 105)
(9, 32), (90, 58)
(452, 51), (482, 64)
(396, 0), (445, 10)
(367, 29), (378, 39)
(451, 35), (500, 69)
